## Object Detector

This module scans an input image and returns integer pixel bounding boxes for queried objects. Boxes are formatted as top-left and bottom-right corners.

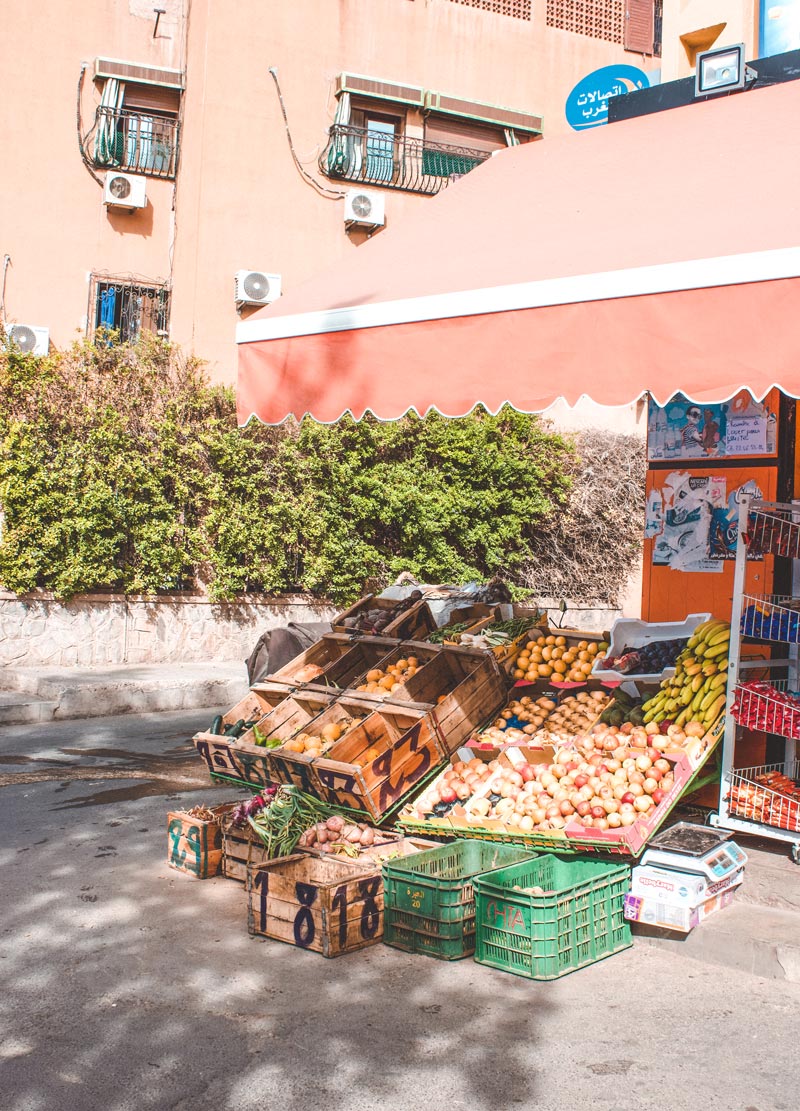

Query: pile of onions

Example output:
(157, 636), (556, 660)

(576, 720), (707, 762)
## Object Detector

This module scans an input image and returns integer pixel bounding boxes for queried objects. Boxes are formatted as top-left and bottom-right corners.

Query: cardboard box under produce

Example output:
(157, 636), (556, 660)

(624, 881), (740, 933)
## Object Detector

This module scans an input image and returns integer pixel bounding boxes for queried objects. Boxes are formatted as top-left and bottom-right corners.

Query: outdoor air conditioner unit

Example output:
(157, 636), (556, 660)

(234, 270), (282, 307)
(103, 172), (147, 211)
(344, 189), (385, 228)
(6, 324), (50, 356)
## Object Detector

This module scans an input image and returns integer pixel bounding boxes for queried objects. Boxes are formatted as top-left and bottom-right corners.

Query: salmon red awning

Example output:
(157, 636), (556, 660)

(236, 80), (800, 425)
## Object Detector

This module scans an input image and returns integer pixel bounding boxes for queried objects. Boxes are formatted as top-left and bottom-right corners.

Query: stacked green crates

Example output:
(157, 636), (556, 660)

(382, 840), (537, 960)
(473, 854), (632, 980)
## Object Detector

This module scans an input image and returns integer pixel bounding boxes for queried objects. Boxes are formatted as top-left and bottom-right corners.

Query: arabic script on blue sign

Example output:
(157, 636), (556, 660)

(565, 65), (650, 131)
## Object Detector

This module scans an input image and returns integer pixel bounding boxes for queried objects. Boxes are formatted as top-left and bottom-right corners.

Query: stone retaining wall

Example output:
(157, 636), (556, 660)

(0, 591), (336, 668)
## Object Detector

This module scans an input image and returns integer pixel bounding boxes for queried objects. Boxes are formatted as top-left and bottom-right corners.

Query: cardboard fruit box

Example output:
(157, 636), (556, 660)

(247, 853), (383, 957)
(332, 593), (437, 641)
(309, 704), (446, 822)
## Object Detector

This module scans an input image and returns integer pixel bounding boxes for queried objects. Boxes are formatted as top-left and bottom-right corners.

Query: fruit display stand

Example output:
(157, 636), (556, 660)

(382, 840), (536, 960)
(332, 593), (437, 640)
(712, 496), (800, 861)
(472, 855), (632, 980)
(247, 852), (384, 957)
(397, 714), (725, 858)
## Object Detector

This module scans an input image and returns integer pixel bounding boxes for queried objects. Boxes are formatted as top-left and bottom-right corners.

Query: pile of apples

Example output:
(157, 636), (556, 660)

(406, 757), (496, 820)
(462, 741), (677, 833)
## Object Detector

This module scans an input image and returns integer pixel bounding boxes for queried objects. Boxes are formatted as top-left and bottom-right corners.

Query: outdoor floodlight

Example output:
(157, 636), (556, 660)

(695, 43), (757, 97)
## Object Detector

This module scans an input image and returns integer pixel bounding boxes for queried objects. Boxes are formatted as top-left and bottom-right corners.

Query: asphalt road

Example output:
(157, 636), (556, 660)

(1, 710), (798, 1111)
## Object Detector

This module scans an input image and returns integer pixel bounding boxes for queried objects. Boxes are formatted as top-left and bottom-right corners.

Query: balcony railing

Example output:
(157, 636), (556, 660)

(88, 106), (179, 180)
(320, 124), (492, 195)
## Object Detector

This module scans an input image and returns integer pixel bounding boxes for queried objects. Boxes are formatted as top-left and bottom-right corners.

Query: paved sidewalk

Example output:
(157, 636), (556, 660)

(0, 662), (248, 724)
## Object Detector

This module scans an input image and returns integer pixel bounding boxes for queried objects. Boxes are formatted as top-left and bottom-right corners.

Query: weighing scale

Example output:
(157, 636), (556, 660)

(641, 822), (747, 882)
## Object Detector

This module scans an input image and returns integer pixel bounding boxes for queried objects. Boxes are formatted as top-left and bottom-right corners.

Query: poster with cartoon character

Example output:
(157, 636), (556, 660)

(648, 392), (777, 462)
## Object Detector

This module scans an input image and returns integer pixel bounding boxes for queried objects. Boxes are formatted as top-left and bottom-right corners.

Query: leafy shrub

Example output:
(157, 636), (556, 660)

(0, 336), (639, 605)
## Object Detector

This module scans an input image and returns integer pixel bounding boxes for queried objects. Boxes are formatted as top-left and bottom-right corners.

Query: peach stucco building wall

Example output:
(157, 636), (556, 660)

(1, 0), (756, 385)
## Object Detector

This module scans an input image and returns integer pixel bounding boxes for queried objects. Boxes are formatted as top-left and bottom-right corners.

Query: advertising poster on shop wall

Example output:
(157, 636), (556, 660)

(646, 473), (764, 573)
(647, 392), (777, 463)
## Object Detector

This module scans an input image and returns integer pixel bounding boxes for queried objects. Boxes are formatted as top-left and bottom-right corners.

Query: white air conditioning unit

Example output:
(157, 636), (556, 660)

(344, 189), (385, 228)
(103, 172), (147, 211)
(234, 270), (282, 307)
(6, 324), (50, 356)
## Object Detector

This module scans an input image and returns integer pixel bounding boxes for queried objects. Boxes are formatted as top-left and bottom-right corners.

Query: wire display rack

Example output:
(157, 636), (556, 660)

(730, 679), (800, 742)
(712, 496), (800, 861)
(746, 505), (800, 560)
(727, 760), (800, 834)
(740, 593), (800, 644)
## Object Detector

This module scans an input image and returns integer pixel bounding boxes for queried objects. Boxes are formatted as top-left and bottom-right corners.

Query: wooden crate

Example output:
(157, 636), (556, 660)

(267, 696), (375, 791)
(193, 734), (274, 790)
(297, 636), (402, 697)
(409, 646), (509, 754)
(266, 632), (377, 688)
(333, 594), (436, 641)
(247, 853), (383, 957)
(167, 810), (226, 878)
(222, 822), (276, 883)
(310, 705), (446, 822)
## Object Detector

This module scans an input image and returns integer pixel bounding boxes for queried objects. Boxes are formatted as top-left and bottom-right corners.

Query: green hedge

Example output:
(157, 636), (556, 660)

(0, 335), (575, 604)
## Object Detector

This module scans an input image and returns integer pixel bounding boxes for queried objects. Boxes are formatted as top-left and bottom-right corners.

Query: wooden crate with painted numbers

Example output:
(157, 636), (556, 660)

(191, 685), (296, 788)
(166, 803), (238, 878)
(309, 705), (446, 821)
(266, 696), (378, 792)
(247, 853), (384, 957)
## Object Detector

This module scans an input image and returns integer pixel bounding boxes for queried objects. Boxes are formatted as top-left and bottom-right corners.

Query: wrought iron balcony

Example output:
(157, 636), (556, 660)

(87, 106), (179, 180)
(320, 124), (492, 195)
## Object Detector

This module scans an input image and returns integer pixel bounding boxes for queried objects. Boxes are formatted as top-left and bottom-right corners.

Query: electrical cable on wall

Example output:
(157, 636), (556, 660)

(76, 64), (104, 185)
(268, 66), (346, 200)
(1, 253), (11, 328)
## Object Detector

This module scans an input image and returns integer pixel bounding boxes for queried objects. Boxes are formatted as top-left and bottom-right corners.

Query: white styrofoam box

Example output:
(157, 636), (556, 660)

(630, 862), (744, 911)
(591, 612), (711, 682)
(624, 884), (739, 934)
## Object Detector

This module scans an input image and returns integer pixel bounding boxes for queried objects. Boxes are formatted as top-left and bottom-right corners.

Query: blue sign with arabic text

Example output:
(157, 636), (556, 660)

(565, 65), (650, 131)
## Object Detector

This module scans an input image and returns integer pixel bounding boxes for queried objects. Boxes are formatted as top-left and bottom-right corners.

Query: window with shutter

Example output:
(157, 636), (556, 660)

(624, 0), (655, 54)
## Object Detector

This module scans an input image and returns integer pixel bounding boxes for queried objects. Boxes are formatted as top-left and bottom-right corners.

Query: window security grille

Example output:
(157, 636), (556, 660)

(91, 278), (170, 343)
(445, 0), (532, 20)
(546, 0), (624, 43)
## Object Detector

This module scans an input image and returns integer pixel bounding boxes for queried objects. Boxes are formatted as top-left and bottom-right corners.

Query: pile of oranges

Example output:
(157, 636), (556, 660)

(355, 656), (421, 696)
(512, 634), (608, 683)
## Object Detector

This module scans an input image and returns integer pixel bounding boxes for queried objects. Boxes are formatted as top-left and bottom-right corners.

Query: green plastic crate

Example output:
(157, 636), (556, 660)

(382, 839), (537, 960)
(473, 854), (632, 980)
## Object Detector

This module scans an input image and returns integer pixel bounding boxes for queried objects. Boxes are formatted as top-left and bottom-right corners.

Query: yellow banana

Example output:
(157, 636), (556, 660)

(704, 642), (730, 660)
(700, 687), (721, 711)
(704, 694), (727, 724)
(709, 672), (728, 691)
(691, 674), (705, 693)
(702, 662), (719, 676)
(706, 626), (731, 646)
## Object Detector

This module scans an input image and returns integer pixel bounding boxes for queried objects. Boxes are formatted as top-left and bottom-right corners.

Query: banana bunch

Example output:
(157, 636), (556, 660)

(641, 619), (730, 728)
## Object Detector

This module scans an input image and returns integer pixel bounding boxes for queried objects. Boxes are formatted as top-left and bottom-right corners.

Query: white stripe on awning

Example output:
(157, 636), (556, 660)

(236, 246), (800, 344)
